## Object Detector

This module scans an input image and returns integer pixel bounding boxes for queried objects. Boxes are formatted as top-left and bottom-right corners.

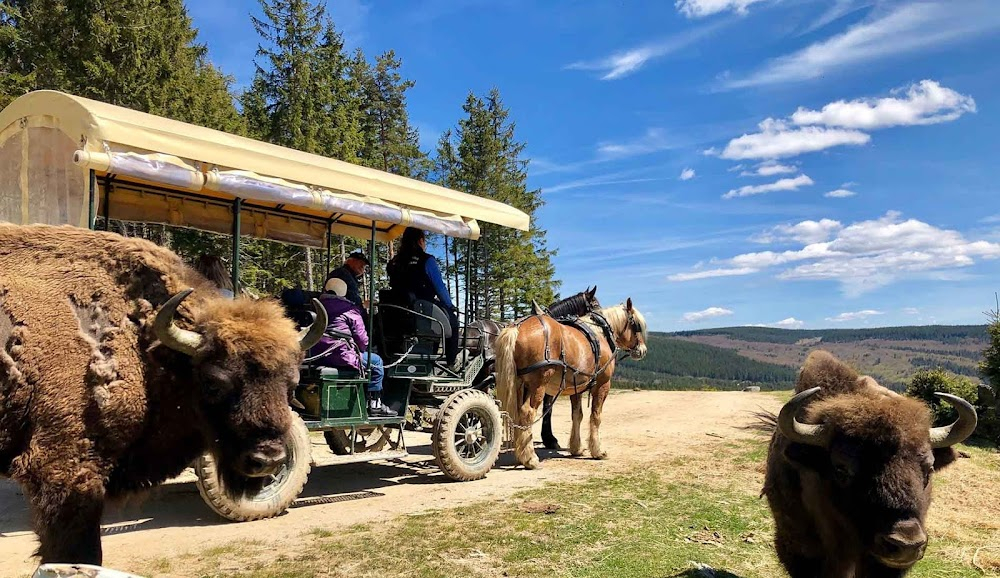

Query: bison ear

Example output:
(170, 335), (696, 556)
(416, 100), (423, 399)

(932, 447), (958, 471)
(783, 443), (828, 473)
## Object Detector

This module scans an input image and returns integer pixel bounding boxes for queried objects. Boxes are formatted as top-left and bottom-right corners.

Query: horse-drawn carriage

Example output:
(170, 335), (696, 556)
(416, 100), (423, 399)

(0, 90), (646, 525)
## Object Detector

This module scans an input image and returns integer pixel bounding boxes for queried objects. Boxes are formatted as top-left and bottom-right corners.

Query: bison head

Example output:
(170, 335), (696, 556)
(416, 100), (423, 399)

(776, 357), (977, 572)
(153, 289), (326, 478)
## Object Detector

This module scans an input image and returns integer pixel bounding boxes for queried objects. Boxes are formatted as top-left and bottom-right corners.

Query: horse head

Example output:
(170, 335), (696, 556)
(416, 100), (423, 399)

(601, 298), (647, 360)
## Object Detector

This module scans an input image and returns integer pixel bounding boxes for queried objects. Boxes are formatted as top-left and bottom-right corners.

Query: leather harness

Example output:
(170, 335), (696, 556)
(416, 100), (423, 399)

(515, 311), (620, 394)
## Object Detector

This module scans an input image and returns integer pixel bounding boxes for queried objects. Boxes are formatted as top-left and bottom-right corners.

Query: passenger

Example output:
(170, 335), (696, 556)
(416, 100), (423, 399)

(386, 227), (459, 367)
(311, 277), (393, 418)
(195, 254), (235, 298)
(324, 250), (369, 311)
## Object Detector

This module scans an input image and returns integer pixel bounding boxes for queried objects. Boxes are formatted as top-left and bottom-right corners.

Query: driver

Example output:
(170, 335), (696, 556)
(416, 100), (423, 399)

(386, 227), (459, 367)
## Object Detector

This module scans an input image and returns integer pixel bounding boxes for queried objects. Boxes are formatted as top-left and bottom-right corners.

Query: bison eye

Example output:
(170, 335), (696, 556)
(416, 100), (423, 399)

(833, 464), (853, 485)
(199, 364), (235, 397)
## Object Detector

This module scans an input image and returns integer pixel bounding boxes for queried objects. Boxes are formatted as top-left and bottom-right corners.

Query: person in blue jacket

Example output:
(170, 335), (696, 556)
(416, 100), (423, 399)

(386, 227), (460, 366)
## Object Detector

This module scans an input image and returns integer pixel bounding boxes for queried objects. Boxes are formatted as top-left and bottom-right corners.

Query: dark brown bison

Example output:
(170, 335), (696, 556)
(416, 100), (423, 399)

(763, 350), (977, 577)
(0, 224), (326, 565)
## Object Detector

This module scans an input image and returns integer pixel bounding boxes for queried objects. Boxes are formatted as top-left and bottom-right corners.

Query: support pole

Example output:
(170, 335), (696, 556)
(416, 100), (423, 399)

(463, 238), (473, 369)
(325, 223), (332, 277)
(231, 198), (242, 299)
(102, 180), (112, 231)
(87, 170), (97, 230)
(366, 224), (376, 389)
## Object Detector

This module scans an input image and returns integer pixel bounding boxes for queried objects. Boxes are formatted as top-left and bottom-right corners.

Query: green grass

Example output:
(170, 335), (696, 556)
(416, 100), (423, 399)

(140, 433), (999, 578)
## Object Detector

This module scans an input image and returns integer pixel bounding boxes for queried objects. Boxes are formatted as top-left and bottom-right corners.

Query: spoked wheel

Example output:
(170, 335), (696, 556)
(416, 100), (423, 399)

(195, 412), (311, 522)
(324, 426), (391, 455)
(432, 389), (502, 481)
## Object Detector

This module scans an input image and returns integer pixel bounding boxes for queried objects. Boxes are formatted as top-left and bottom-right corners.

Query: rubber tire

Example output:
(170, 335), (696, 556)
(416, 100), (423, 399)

(432, 389), (502, 481)
(194, 412), (311, 522)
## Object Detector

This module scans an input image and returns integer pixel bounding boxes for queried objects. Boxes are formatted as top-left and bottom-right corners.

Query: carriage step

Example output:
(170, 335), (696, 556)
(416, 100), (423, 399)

(324, 449), (408, 465)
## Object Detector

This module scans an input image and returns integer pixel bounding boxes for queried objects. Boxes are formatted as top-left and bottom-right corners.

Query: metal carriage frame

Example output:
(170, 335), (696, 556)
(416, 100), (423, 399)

(0, 90), (529, 522)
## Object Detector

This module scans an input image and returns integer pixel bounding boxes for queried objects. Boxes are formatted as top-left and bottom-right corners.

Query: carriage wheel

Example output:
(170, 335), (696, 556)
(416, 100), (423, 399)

(324, 426), (391, 455)
(432, 389), (502, 481)
(194, 412), (311, 522)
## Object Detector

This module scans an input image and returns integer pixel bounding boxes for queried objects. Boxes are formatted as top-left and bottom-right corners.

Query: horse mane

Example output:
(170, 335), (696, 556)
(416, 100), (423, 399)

(546, 291), (596, 318)
(598, 303), (648, 340)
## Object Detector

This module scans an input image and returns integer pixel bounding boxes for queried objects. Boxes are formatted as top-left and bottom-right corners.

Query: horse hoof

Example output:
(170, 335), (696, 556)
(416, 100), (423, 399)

(592, 451), (608, 460)
(524, 458), (541, 470)
(543, 439), (561, 450)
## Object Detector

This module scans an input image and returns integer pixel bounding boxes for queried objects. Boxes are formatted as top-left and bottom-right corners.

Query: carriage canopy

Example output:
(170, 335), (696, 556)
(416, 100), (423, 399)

(0, 90), (530, 245)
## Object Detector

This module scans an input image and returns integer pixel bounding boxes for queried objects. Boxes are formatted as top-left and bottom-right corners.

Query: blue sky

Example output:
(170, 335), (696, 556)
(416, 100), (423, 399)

(185, 0), (1000, 332)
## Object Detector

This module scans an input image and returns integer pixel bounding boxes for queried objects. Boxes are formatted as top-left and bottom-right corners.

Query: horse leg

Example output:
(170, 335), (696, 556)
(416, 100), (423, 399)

(588, 381), (611, 460)
(541, 394), (560, 450)
(514, 376), (547, 469)
(569, 393), (584, 456)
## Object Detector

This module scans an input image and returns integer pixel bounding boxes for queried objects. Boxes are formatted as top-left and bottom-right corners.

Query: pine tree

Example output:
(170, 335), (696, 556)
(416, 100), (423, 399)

(437, 88), (558, 320)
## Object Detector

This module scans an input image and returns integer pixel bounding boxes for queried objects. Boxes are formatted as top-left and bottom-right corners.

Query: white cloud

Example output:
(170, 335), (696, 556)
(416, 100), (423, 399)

(668, 267), (758, 282)
(671, 211), (1000, 295)
(723, 174), (814, 199)
(825, 188), (857, 198)
(597, 128), (674, 158)
(754, 219), (843, 244)
(741, 161), (797, 177)
(720, 120), (870, 160)
(680, 168), (696, 181)
(751, 318), (805, 329)
(676, 0), (768, 18)
(567, 23), (723, 80)
(726, 2), (1000, 88)
(799, 0), (873, 35)
(825, 310), (884, 322)
(902, 307), (920, 315)
(790, 80), (976, 130)
(682, 306), (735, 323)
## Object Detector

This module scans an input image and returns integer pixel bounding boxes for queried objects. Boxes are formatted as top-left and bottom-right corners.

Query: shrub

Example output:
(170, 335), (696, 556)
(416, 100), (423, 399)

(905, 368), (978, 426)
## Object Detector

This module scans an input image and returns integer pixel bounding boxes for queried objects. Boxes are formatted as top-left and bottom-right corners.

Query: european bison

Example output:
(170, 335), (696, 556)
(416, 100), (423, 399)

(763, 350), (977, 577)
(0, 224), (326, 565)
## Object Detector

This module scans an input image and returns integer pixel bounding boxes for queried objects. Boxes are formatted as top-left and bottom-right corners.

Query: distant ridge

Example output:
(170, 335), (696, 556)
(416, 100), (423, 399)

(617, 324), (988, 391)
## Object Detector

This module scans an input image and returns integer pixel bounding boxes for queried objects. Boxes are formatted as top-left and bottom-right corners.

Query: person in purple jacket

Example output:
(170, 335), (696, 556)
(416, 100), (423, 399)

(310, 277), (393, 417)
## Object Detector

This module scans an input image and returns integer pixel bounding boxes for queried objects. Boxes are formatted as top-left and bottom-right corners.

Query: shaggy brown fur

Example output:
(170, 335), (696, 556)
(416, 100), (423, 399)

(0, 223), (305, 565)
(763, 350), (960, 578)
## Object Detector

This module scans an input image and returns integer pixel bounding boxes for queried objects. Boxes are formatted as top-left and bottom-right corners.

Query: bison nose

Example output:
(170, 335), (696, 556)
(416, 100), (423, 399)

(874, 520), (927, 568)
(240, 446), (287, 477)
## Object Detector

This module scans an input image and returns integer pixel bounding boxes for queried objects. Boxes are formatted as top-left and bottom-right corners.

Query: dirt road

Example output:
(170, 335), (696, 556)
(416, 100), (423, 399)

(0, 390), (782, 577)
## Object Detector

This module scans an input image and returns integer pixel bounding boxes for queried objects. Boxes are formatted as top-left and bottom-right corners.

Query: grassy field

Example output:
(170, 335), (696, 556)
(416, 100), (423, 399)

(137, 424), (1000, 578)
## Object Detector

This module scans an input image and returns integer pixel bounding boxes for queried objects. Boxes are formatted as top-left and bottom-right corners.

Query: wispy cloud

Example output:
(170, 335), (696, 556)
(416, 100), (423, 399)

(566, 22), (725, 80)
(670, 211), (1000, 295)
(597, 128), (675, 158)
(753, 218), (843, 244)
(676, 0), (769, 18)
(824, 188), (857, 198)
(741, 161), (797, 177)
(720, 120), (870, 160)
(798, 0), (873, 35)
(725, 2), (1000, 89)
(680, 168), (696, 181)
(682, 306), (735, 323)
(723, 173), (814, 199)
(790, 80), (976, 129)
(668, 267), (758, 281)
(543, 167), (669, 194)
(714, 80), (972, 161)
(826, 309), (883, 322)
(750, 317), (805, 329)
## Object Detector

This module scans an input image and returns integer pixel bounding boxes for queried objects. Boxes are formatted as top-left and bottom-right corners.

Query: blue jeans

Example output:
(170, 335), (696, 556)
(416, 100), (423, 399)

(363, 352), (384, 393)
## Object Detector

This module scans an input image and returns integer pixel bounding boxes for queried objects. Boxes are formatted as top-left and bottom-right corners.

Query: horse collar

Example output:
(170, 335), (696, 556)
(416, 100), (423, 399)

(589, 311), (618, 355)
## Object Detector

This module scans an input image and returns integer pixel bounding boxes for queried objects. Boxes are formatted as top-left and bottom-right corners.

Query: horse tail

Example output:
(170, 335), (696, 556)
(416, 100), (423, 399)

(494, 323), (522, 423)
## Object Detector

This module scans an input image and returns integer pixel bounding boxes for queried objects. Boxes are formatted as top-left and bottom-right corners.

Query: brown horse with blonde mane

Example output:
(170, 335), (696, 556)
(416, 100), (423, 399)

(495, 299), (648, 469)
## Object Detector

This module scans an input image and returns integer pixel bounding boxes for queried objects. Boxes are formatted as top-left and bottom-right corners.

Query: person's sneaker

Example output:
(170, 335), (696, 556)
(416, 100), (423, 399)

(367, 398), (395, 418)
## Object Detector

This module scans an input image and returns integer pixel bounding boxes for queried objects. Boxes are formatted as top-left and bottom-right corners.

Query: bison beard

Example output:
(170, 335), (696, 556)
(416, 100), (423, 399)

(762, 350), (976, 578)
(0, 224), (325, 565)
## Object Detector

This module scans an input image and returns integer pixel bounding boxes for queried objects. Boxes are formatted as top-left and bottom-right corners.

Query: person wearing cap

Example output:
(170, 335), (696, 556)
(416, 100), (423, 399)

(386, 227), (460, 366)
(325, 249), (369, 310)
(310, 277), (393, 417)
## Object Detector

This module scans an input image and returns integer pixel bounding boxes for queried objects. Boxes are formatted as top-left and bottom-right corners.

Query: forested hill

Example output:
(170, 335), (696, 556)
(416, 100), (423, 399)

(673, 325), (987, 344)
(616, 325), (989, 391)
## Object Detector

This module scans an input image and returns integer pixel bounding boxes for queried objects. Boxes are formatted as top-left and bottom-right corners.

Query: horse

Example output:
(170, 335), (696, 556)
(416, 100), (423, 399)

(494, 299), (648, 469)
(461, 286), (602, 358)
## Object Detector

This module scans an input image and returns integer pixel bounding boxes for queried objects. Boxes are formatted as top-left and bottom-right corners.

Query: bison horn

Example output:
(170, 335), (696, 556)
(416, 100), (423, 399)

(777, 387), (832, 447)
(153, 288), (205, 356)
(298, 298), (327, 351)
(929, 392), (978, 448)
